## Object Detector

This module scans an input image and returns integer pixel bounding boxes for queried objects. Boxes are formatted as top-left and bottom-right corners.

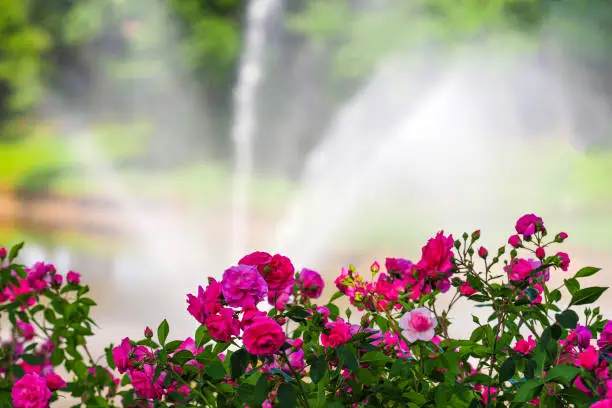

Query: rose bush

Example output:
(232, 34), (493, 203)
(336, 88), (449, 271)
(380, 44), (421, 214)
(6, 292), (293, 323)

(1, 215), (612, 406)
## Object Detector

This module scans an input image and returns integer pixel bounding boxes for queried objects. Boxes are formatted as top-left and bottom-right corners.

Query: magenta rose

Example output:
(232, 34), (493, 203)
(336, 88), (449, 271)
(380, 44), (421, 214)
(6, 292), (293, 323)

(12, 373), (52, 408)
(221, 265), (268, 308)
(205, 308), (240, 343)
(321, 319), (352, 348)
(129, 364), (165, 400)
(556, 252), (570, 271)
(416, 231), (454, 273)
(508, 234), (522, 248)
(515, 213), (543, 237)
(66, 271), (81, 285)
(598, 321), (612, 350)
(241, 307), (267, 328)
(112, 337), (133, 374)
(505, 258), (534, 281)
(243, 316), (286, 355)
(297, 268), (324, 299)
(385, 257), (414, 278)
(17, 321), (35, 340)
(238, 251), (273, 272)
(45, 372), (66, 391)
(187, 278), (222, 324)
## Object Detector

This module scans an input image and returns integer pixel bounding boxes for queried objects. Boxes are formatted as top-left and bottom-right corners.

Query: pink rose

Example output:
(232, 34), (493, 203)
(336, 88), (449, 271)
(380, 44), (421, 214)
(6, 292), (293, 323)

(129, 364), (165, 400)
(574, 325), (593, 349)
(459, 281), (478, 296)
(515, 214), (544, 237)
(321, 319), (352, 348)
(556, 252), (570, 271)
(592, 400), (612, 408)
(173, 338), (204, 369)
(508, 234), (522, 248)
(478, 246), (488, 258)
(0, 247), (6, 259)
(205, 308), (240, 343)
(17, 321), (35, 340)
(243, 317), (286, 355)
(577, 346), (599, 370)
(385, 258), (414, 278)
(297, 268), (324, 299)
(221, 265), (268, 308)
(575, 376), (592, 395)
(45, 372), (66, 390)
(505, 258), (534, 281)
(240, 252), (295, 303)
(66, 271), (80, 285)
(12, 373), (52, 408)
(398, 308), (437, 343)
(416, 231), (454, 273)
(513, 336), (536, 354)
(187, 279), (222, 324)
(112, 337), (133, 374)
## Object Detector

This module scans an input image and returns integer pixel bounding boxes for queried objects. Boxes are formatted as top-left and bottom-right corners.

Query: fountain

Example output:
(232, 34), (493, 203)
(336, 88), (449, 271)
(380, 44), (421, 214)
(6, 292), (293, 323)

(230, 0), (283, 261)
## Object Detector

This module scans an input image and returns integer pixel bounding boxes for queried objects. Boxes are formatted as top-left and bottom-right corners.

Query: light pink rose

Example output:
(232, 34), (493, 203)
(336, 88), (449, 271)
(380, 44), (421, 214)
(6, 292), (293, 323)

(398, 308), (437, 343)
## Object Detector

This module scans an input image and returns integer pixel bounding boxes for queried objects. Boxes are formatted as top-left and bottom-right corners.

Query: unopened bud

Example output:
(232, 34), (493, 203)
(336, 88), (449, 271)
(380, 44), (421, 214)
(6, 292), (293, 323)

(471, 230), (481, 240)
(462, 232), (469, 240)
(478, 246), (488, 258)
(0, 247), (6, 260)
(555, 232), (568, 243)
(454, 240), (461, 249)
(144, 326), (153, 338)
(370, 261), (380, 275)
(508, 235), (521, 248)
(536, 247), (545, 259)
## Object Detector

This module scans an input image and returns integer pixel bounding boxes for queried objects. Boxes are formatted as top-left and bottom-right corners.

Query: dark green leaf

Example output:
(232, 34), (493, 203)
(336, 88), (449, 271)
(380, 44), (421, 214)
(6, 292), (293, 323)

(551, 324), (562, 340)
(310, 355), (327, 384)
(570, 287), (608, 306)
(172, 350), (194, 365)
(21, 354), (43, 365)
(230, 348), (250, 379)
(525, 359), (536, 379)
(545, 365), (581, 384)
(514, 379), (542, 402)
(278, 383), (297, 408)
(499, 358), (515, 382)
(574, 266), (601, 279)
(157, 319), (169, 345)
(329, 291), (343, 303)
(205, 363), (226, 380)
(555, 310), (579, 329)
(195, 325), (209, 348)
(355, 367), (377, 385)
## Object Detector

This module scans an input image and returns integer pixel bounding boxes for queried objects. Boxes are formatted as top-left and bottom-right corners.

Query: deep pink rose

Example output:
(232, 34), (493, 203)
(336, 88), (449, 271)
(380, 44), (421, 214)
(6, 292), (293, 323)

(515, 213), (543, 237)
(592, 400), (612, 408)
(12, 373), (52, 408)
(130, 364), (165, 400)
(173, 338), (204, 369)
(416, 231), (454, 273)
(241, 307), (267, 328)
(556, 232), (569, 242)
(574, 325), (593, 349)
(112, 337), (133, 374)
(45, 372), (66, 391)
(505, 258), (534, 281)
(459, 281), (478, 296)
(297, 268), (324, 299)
(238, 251), (273, 270)
(243, 316), (286, 355)
(263, 254), (295, 291)
(17, 321), (35, 340)
(508, 234), (522, 248)
(385, 258), (414, 278)
(556, 252), (570, 271)
(0, 247), (6, 259)
(513, 336), (536, 354)
(478, 247), (488, 258)
(205, 308), (240, 343)
(577, 346), (599, 370)
(398, 308), (437, 343)
(66, 271), (80, 285)
(187, 279), (222, 324)
(221, 265), (268, 308)
(321, 319), (352, 348)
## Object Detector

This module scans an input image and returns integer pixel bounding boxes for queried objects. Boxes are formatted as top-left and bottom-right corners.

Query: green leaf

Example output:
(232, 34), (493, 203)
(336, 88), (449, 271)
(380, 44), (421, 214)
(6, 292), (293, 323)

(230, 348), (250, 379)
(514, 379), (543, 402)
(570, 287), (608, 306)
(8, 242), (24, 262)
(205, 363), (226, 380)
(555, 310), (579, 329)
(499, 358), (515, 382)
(329, 291), (343, 303)
(564, 278), (580, 295)
(574, 266), (601, 279)
(278, 383), (297, 408)
(549, 289), (562, 303)
(310, 355), (327, 384)
(355, 367), (377, 385)
(524, 359), (536, 379)
(195, 325), (210, 348)
(286, 306), (310, 322)
(172, 350), (194, 365)
(545, 365), (581, 384)
(157, 319), (169, 345)
(360, 351), (392, 363)
(21, 354), (43, 365)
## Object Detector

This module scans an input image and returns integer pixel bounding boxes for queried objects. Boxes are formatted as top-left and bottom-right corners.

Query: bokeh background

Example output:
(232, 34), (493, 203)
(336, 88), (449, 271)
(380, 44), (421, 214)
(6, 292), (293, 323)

(1, 0), (612, 353)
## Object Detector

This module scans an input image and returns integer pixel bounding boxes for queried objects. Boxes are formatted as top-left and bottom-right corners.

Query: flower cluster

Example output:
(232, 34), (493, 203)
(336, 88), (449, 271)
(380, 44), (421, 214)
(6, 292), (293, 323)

(3, 214), (612, 407)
